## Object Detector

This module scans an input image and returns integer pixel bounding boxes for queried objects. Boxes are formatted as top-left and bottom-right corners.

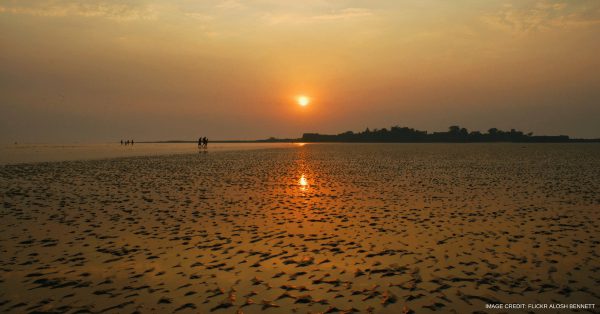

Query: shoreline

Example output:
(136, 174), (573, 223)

(2, 142), (600, 166)
(144, 139), (600, 144)
(0, 142), (299, 166)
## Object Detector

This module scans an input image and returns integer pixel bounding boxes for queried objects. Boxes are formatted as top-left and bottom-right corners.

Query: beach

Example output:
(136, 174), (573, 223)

(1, 143), (599, 313)
(0, 143), (296, 165)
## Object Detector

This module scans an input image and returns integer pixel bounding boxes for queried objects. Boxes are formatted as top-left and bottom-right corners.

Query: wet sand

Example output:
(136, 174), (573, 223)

(1, 143), (599, 313)
(0, 143), (295, 165)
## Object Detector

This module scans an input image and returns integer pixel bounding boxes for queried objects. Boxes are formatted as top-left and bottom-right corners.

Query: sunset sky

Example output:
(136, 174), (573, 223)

(1, 0), (599, 142)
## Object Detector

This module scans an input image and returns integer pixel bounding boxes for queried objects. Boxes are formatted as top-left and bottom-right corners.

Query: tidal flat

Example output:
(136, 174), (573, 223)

(1, 143), (599, 313)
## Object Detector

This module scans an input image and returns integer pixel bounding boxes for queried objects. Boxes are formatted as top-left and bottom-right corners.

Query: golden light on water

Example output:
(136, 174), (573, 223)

(299, 175), (309, 190)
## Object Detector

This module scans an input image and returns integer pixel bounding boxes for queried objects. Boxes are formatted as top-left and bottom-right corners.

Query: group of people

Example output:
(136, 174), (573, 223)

(118, 138), (206, 147)
(198, 137), (208, 148)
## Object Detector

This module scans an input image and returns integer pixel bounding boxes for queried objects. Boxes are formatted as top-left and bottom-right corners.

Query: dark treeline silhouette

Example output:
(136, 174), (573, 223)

(298, 125), (598, 143)
(135, 127), (598, 144)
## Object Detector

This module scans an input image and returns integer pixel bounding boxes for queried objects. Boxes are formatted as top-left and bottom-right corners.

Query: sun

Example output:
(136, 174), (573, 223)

(297, 96), (310, 107)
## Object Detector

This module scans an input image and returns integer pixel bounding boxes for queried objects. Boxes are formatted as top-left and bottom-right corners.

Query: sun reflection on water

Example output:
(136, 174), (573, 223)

(298, 175), (309, 190)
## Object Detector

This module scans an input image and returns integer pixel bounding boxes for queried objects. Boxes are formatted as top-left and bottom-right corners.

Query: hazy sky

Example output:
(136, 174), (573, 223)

(1, 0), (599, 142)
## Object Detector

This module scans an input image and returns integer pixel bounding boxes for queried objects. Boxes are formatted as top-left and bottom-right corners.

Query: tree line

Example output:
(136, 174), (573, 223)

(299, 125), (582, 142)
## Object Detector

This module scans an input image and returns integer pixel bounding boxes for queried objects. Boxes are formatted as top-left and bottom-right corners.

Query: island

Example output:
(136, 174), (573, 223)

(272, 125), (600, 143)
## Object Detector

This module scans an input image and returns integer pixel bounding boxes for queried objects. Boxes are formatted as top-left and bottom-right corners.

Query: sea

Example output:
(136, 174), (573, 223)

(0, 142), (297, 165)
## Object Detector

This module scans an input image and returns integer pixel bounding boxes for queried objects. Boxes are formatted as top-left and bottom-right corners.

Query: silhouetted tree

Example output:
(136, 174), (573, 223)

(299, 124), (574, 143)
(449, 125), (461, 134)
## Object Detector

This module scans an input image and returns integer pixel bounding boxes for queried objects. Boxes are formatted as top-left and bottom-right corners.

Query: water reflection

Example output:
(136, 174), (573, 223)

(298, 174), (309, 191)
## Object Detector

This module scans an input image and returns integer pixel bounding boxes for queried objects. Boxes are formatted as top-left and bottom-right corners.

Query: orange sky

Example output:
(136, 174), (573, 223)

(1, 0), (599, 142)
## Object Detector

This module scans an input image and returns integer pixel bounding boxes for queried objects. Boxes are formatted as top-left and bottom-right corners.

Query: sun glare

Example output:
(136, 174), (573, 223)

(297, 96), (310, 107)
(299, 174), (309, 190)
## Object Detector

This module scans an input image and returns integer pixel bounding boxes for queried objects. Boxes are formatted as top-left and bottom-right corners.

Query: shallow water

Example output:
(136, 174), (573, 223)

(0, 143), (599, 313)
(0, 142), (297, 165)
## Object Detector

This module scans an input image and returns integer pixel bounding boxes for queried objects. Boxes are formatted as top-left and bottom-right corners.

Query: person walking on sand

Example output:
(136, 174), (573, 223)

(131, 139), (134, 146)
(203, 137), (208, 148)
(198, 137), (202, 148)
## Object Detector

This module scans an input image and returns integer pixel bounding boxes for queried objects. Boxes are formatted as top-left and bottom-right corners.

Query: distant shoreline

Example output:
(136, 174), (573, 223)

(141, 139), (600, 144)
(141, 125), (600, 144)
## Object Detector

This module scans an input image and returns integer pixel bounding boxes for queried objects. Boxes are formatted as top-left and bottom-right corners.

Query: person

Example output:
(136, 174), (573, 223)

(203, 137), (208, 148)
(198, 137), (202, 148)
(131, 139), (134, 146)
(120, 140), (123, 145)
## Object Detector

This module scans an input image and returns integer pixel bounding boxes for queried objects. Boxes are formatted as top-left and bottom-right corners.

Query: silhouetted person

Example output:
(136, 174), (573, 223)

(120, 140), (123, 145)
(203, 137), (208, 148)
(131, 139), (134, 146)
(198, 137), (202, 148)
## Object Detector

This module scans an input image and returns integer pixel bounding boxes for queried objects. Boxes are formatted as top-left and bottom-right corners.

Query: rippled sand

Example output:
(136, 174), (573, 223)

(1, 144), (599, 313)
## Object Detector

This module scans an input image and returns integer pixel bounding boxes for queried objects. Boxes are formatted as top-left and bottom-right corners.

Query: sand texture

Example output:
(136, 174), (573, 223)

(1, 144), (599, 313)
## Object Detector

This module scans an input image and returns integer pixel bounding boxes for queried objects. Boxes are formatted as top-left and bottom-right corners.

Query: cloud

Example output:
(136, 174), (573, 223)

(482, 0), (600, 34)
(0, 1), (159, 21)
(261, 7), (374, 25)
(215, 0), (245, 10)
(312, 8), (374, 21)
(184, 12), (213, 21)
